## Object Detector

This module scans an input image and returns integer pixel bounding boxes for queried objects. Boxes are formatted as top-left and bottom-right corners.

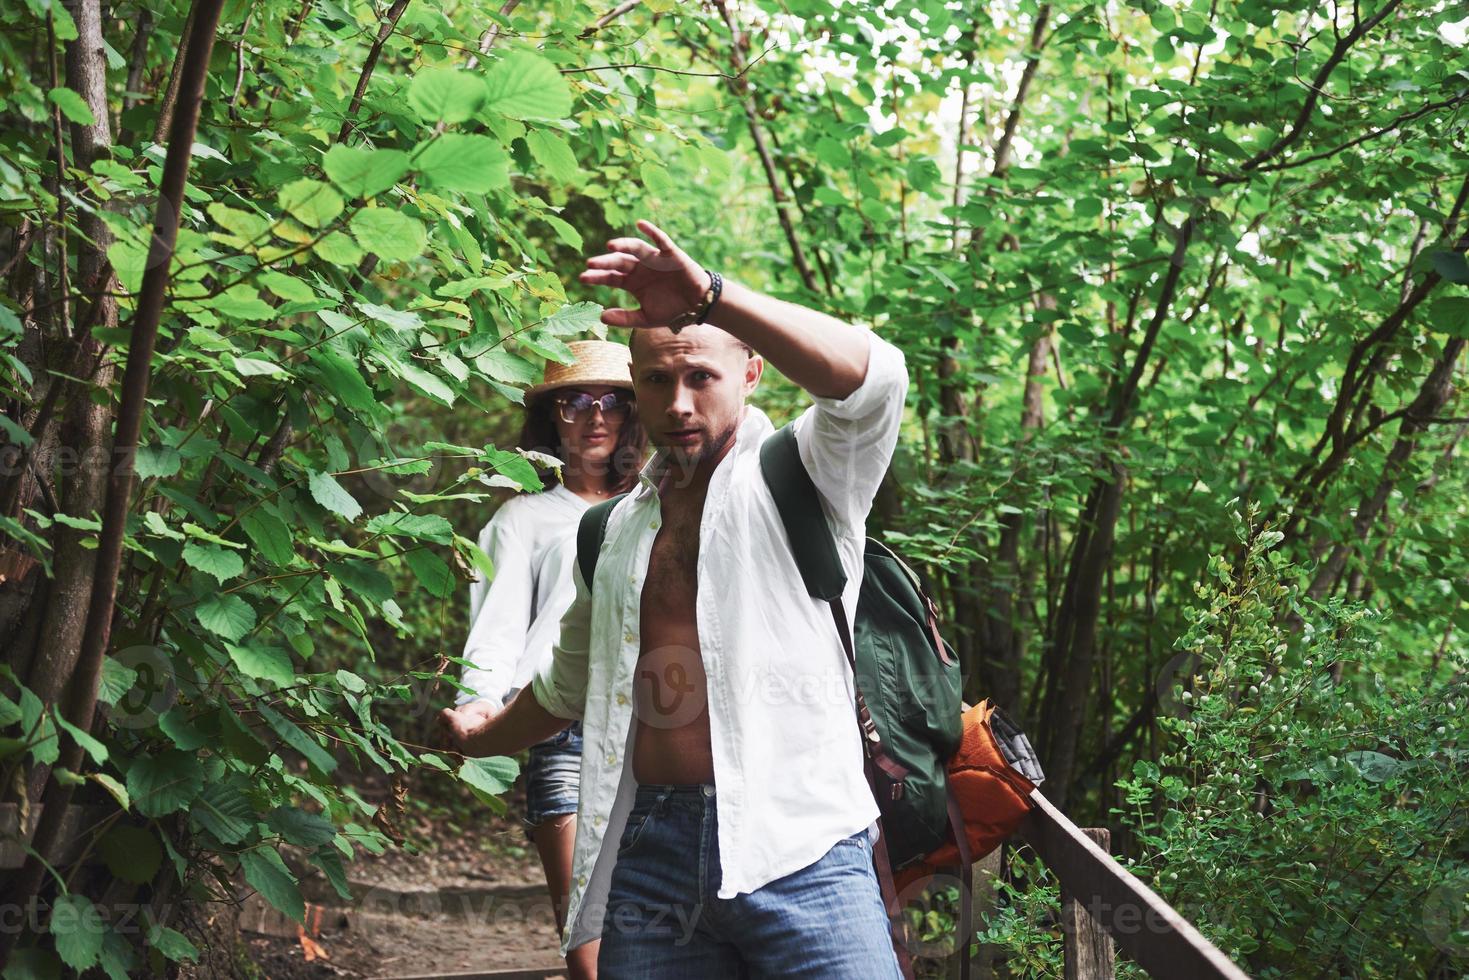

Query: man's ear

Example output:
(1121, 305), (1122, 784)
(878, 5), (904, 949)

(743, 353), (764, 396)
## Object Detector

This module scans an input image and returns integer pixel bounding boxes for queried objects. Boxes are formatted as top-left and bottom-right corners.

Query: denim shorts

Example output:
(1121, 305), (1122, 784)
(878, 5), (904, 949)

(522, 720), (583, 838)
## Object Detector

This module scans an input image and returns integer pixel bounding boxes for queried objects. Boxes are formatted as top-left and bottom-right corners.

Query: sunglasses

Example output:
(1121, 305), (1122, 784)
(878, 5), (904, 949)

(553, 391), (632, 425)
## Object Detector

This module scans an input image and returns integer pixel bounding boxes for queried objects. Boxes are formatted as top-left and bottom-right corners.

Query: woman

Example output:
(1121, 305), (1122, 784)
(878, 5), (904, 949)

(450, 339), (644, 979)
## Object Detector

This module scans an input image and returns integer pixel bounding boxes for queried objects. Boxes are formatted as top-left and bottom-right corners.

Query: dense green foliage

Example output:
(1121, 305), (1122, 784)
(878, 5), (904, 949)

(0, 0), (1464, 975)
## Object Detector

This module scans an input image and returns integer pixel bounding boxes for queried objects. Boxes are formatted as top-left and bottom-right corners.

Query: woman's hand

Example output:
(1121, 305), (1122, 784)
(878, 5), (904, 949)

(438, 700), (501, 757)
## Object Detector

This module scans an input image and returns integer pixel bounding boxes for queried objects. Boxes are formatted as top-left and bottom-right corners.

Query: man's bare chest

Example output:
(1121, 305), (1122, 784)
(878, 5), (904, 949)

(641, 496), (705, 613)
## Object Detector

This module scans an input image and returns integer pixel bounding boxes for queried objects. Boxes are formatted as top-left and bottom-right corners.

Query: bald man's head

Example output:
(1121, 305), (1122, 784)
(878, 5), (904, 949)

(628, 325), (752, 365)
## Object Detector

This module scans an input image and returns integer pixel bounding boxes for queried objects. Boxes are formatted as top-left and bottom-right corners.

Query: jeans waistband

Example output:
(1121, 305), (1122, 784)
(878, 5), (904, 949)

(631, 782), (716, 813)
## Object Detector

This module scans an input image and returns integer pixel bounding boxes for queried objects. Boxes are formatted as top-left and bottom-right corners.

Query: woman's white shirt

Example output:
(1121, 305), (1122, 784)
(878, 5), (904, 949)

(459, 483), (590, 707)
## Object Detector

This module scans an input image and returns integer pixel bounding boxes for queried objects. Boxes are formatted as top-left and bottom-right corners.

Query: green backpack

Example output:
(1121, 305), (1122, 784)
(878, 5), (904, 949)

(574, 422), (965, 874)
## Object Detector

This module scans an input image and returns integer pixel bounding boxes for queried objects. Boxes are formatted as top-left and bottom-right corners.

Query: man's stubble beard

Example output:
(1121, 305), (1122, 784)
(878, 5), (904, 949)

(660, 412), (741, 486)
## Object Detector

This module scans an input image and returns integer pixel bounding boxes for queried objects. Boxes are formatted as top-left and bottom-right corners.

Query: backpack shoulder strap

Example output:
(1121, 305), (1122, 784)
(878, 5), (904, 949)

(576, 492), (628, 593)
(757, 422), (846, 601)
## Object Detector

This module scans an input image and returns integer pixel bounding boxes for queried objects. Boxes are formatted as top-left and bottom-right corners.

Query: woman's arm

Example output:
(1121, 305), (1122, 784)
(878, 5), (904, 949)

(456, 508), (534, 706)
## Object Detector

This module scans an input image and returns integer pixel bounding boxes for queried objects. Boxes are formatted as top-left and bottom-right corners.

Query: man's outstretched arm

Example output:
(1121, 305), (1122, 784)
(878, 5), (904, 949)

(580, 219), (871, 400)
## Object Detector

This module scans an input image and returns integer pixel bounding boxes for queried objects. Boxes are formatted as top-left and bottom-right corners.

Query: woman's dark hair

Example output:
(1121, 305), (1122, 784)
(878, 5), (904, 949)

(515, 387), (647, 495)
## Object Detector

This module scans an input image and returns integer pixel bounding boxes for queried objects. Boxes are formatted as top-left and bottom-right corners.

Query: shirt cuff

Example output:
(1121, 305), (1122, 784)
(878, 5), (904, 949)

(530, 666), (584, 722)
(808, 329), (907, 420)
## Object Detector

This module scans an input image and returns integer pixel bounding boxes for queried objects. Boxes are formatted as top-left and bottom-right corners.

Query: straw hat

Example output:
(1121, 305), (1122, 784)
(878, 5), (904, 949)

(524, 339), (634, 400)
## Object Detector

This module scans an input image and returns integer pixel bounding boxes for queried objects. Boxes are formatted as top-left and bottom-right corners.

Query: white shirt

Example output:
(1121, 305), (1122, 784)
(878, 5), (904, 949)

(459, 483), (590, 707)
(530, 328), (908, 955)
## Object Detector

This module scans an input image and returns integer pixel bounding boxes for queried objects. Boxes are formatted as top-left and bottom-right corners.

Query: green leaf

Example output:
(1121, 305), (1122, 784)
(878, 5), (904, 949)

(266, 806), (337, 847)
(323, 144), (410, 199)
(240, 508), (295, 566)
(278, 178), (344, 229)
(210, 286), (276, 321)
(229, 354), (286, 377)
(134, 445), (182, 479)
(182, 542), (245, 584)
(409, 66), (488, 123)
(1429, 297), (1469, 338)
(404, 548), (456, 597)
(228, 642), (295, 687)
(365, 512), (454, 544)
(308, 349), (377, 413)
(195, 593), (256, 642)
(47, 87), (94, 126)
(458, 756), (519, 797)
(540, 212), (582, 250)
(308, 470), (363, 522)
(526, 129), (580, 182)
(358, 302), (422, 331)
(192, 780), (257, 845)
(99, 927), (138, 980)
(1430, 249), (1469, 284)
(350, 208), (426, 263)
(475, 349), (539, 386)
(89, 772), (130, 810)
(50, 894), (103, 971)
(314, 230), (364, 265)
(241, 848), (305, 924)
(146, 923), (199, 963)
(482, 51), (573, 120)
(257, 702), (338, 774)
(400, 363), (456, 406)
(98, 825), (162, 883)
(53, 712), (107, 765)
(158, 707), (207, 751)
(542, 301), (605, 336)
(415, 134), (510, 193)
(127, 749), (204, 817)
(258, 271), (316, 302)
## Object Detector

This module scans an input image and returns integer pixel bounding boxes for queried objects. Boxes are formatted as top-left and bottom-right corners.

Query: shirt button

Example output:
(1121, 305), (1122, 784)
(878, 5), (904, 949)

(577, 875), (586, 886)
(623, 630), (635, 644)
(593, 815), (602, 826)
(606, 752), (617, 765)
(616, 692), (628, 705)
(649, 520), (659, 530)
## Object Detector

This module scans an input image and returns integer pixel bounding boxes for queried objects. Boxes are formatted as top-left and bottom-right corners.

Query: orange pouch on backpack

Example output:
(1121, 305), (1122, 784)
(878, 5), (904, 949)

(895, 699), (1041, 892)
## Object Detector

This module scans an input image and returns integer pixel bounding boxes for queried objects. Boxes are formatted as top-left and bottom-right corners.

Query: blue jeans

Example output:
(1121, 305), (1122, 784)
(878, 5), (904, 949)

(598, 783), (902, 978)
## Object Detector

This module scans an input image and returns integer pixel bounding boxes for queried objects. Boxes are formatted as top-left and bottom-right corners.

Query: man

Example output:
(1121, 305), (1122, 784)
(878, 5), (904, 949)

(441, 219), (908, 976)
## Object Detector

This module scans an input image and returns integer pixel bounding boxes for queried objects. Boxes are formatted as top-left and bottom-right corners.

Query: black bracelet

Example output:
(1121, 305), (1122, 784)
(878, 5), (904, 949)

(696, 269), (723, 324)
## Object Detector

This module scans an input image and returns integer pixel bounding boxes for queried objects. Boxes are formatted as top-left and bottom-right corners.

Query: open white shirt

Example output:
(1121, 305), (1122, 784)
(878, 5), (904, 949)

(530, 329), (909, 954)
(459, 483), (590, 707)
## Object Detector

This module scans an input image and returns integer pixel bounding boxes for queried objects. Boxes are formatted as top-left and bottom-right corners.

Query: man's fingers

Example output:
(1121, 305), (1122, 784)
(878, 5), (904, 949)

(585, 252), (641, 273)
(605, 236), (658, 260)
(579, 269), (627, 287)
(636, 219), (678, 254)
(601, 307), (652, 329)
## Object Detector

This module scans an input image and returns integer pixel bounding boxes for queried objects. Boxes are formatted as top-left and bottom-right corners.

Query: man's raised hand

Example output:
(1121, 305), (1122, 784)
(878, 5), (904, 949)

(579, 219), (708, 329)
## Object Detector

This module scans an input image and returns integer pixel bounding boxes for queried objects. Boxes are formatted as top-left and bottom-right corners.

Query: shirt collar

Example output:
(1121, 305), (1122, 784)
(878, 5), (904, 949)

(634, 403), (774, 499)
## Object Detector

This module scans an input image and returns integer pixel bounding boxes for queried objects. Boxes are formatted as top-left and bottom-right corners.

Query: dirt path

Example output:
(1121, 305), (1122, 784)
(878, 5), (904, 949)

(243, 781), (570, 979)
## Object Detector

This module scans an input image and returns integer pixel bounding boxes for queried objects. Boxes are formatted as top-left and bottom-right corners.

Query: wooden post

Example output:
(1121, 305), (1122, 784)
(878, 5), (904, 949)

(959, 845), (1005, 979)
(1061, 829), (1116, 980)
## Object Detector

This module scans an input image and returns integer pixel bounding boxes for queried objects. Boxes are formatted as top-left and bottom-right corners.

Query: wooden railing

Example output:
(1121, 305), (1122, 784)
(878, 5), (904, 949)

(995, 790), (1252, 980)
